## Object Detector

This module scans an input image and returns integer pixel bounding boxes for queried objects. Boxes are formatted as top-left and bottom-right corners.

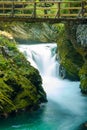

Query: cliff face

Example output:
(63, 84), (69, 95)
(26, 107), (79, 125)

(76, 24), (87, 94)
(0, 22), (59, 43)
(57, 23), (87, 94)
(0, 36), (47, 117)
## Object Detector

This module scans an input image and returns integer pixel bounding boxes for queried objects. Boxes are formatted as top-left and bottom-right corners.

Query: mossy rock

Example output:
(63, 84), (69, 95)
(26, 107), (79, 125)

(79, 62), (87, 94)
(0, 36), (47, 117)
(57, 23), (87, 94)
(57, 28), (83, 80)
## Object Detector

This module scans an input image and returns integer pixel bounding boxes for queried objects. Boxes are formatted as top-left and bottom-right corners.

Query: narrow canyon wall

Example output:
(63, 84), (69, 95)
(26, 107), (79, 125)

(57, 22), (87, 94)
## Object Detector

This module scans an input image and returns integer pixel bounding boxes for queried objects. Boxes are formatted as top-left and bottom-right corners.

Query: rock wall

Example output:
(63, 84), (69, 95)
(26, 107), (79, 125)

(0, 22), (59, 43)
(57, 22), (87, 94)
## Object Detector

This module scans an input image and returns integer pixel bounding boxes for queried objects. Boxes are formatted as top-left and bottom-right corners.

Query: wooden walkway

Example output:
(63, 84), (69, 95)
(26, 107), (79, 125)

(0, 0), (87, 23)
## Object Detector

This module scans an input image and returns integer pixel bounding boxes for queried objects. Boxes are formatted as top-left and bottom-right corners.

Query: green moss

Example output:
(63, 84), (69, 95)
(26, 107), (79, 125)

(57, 23), (87, 94)
(57, 26), (83, 80)
(14, 77), (39, 109)
(79, 62), (87, 94)
(0, 36), (47, 117)
(0, 79), (15, 113)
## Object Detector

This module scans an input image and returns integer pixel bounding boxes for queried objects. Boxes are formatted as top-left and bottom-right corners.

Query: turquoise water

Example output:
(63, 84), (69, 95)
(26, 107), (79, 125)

(0, 100), (87, 130)
(0, 44), (87, 130)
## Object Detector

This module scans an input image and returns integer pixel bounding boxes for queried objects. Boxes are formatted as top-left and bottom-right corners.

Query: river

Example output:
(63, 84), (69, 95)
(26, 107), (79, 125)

(0, 43), (87, 130)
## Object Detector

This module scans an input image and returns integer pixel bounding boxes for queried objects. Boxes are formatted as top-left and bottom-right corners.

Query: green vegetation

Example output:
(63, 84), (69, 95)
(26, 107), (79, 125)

(0, 36), (47, 117)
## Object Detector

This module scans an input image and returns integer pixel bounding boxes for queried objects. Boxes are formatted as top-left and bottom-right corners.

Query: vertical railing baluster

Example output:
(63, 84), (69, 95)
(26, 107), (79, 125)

(58, 2), (60, 18)
(3, 2), (4, 14)
(55, 2), (60, 18)
(44, 2), (48, 18)
(81, 0), (85, 17)
(22, 2), (24, 15)
(12, 0), (14, 17)
(69, 2), (71, 15)
(33, 1), (36, 18)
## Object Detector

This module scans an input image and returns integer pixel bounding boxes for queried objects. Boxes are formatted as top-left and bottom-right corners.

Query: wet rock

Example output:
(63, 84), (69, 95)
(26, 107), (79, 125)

(59, 65), (66, 79)
(79, 62), (87, 94)
(76, 25), (87, 47)
(79, 121), (87, 130)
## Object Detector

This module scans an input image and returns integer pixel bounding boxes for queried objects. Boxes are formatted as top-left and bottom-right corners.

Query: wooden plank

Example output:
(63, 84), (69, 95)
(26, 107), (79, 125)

(0, 8), (12, 10)
(61, 14), (78, 17)
(0, 14), (10, 16)
(13, 2), (34, 5)
(36, 7), (58, 10)
(0, 1), (81, 5)
(37, 14), (55, 17)
(36, 1), (81, 4)
(14, 8), (34, 10)
(0, 2), (12, 4)
(61, 7), (81, 10)
(0, 1), (81, 3)
(14, 14), (32, 17)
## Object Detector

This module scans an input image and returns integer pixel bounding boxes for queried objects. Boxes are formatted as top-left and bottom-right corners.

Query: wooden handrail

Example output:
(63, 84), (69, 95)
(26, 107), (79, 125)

(0, 1), (86, 21)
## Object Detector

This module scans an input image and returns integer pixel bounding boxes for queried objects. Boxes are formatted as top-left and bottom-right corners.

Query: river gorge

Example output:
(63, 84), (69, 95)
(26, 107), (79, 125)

(0, 43), (87, 130)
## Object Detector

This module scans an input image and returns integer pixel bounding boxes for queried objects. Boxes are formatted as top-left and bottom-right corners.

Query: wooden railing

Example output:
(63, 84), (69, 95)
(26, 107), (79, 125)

(0, 1), (87, 22)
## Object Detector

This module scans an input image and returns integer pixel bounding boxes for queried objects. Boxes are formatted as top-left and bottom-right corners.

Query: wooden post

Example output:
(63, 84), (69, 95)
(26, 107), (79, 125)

(44, 2), (48, 18)
(69, 2), (71, 14)
(12, 0), (14, 17)
(55, 2), (60, 18)
(33, 1), (36, 18)
(3, 2), (5, 14)
(22, 2), (24, 15)
(81, 0), (85, 17)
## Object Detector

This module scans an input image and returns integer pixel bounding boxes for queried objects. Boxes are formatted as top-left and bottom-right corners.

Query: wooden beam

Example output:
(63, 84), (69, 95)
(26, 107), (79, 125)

(61, 14), (78, 17)
(61, 7), (81, 10)
(14, 8), (33, 10)
(14, 14), (32, 17)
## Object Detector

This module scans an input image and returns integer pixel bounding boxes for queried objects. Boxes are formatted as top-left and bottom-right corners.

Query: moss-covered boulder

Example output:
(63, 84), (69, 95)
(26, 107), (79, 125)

(0, 36), (47, 117)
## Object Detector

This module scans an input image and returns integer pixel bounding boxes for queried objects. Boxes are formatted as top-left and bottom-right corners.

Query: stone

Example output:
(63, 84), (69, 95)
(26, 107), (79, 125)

(79, 121), (87, 130)
(59, 65), (66, 79)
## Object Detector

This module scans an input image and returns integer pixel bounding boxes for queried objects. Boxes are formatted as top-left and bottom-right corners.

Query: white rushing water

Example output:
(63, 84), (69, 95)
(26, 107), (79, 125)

(18, 43), (87, 130)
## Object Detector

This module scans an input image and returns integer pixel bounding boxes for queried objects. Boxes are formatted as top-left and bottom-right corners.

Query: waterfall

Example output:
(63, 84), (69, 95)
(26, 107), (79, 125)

(0, 43), (86, 130)
(19, 43), (59, 77)
(18, 43), (87, 117)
